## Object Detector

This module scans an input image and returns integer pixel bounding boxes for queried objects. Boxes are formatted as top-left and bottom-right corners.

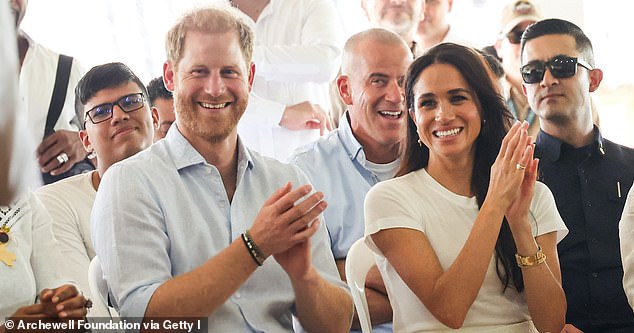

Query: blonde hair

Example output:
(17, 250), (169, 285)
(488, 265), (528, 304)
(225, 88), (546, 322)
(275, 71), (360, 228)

(165, 6), (253, 68)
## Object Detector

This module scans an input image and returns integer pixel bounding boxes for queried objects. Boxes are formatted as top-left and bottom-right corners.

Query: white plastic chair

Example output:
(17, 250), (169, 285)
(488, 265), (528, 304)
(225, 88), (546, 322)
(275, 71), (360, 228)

(88, 255), (119, 318)
(345, 238), (376, 333)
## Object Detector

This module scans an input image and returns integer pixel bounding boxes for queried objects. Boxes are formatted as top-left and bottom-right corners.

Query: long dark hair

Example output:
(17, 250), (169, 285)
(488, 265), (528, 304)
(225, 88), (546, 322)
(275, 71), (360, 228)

(400, 43), (522, 292)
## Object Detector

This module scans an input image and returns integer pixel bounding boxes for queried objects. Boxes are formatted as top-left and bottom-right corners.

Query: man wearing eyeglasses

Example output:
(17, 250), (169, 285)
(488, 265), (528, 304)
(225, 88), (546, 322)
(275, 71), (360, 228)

(521, 18), (634, 333)
(35, 62), (157, 318)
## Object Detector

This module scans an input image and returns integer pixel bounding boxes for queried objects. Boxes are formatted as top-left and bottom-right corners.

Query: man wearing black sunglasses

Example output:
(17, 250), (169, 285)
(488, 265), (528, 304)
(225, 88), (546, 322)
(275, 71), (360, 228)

(521, 18), (634, 333)
(494, 0), (541, 137)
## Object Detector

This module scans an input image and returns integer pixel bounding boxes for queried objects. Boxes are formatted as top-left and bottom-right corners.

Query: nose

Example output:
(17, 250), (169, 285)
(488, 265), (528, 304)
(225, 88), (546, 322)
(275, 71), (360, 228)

(540, 67), (560, 87)
(434, 102), (455, 122)
(110, 104), (130, 124)
(205, 72), (227, 97)
(385, 79), (404, 105)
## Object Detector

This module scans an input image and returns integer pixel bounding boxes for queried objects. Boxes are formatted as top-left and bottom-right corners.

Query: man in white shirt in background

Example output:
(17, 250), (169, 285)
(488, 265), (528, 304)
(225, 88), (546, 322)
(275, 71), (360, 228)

(222, 0), (343, 161)
(1, 1), (38, 204)
(361, 0), (424, 56)
(11, 0), (89, 183)
(415, 0), (470, 52)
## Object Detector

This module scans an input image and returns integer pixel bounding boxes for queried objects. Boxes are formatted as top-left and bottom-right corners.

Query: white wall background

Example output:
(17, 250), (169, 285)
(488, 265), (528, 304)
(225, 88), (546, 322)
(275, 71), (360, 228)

(21, 0), (634, 146)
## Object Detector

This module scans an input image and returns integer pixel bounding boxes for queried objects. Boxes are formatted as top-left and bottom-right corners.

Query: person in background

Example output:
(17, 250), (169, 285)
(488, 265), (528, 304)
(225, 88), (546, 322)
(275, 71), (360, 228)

(35, 62), (157, 318)
(147, 76), (175, 141)
(415, 0), (470, 52)
(291, 28), (413, 332)
(0, 192), (90, 332)
(91, 7), (352, 332)
(365, 43), (567, 332)
(361, 0), (424, 57)
(1, 0), (38, 204)
(521, 18), (634, 333)
(494, 0), (542, 137)
(11, 0), (91, 184)
(223, 0), (341, 162)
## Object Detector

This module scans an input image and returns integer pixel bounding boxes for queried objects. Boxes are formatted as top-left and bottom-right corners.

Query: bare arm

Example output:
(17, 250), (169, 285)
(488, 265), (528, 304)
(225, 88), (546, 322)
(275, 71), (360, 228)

(371, 122), (536, 328)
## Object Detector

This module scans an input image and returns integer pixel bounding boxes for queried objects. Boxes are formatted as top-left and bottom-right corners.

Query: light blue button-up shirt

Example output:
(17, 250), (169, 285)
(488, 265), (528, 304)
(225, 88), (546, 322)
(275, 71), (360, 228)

(290, 113), (394, 333)
(91, 126), (345, 333)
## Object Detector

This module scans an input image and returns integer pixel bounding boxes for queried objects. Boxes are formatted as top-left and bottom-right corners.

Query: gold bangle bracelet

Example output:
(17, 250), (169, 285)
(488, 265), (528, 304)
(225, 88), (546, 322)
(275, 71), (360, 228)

(515, 245), (547, 268)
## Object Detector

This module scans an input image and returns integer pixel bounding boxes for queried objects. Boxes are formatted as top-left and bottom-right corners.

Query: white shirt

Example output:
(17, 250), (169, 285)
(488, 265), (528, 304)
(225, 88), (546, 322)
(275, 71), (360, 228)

(364, 168), (568, 332)
(0, 193), (68, 323)
(0, 3), (39, 202)
(234, 0), (345, 161)
(620, 186), (634, 309)
(35, 171), (110, 317)
(18, 33), (85, 147)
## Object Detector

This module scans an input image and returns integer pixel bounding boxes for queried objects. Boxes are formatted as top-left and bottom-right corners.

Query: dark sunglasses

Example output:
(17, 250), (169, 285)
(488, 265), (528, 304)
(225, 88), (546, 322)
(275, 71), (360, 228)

(85, 93), (146, 124)
(520, 55), (593, 84)
(506, 30), (523, 44)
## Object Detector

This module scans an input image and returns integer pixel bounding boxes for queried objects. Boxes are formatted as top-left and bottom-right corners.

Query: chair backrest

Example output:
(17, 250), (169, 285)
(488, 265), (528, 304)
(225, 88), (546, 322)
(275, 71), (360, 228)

(345, 238), (376, 333)
(88, 255), (119, 318)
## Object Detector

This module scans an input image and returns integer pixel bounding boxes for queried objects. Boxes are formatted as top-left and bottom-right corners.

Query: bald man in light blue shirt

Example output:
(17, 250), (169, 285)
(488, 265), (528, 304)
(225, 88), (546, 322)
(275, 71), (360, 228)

(290, 28), (413, 332)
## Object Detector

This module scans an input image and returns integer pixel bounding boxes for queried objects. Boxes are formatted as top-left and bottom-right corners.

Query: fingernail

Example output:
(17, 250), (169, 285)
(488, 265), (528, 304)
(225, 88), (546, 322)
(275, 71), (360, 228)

(59, 311), (67, 318)
(57, 304), (64, 311)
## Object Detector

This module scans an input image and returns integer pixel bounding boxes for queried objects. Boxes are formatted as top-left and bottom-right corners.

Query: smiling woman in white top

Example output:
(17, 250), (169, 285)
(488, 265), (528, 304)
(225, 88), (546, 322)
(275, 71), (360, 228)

(364, 43), (568, 333)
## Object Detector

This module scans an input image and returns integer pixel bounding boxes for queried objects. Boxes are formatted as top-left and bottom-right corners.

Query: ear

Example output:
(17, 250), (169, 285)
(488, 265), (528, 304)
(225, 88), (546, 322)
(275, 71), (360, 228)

(247, 62), (256, 92)
(79, 130), (92, 154)
(337, 75), (353, 105)
(448, 0), (454, 11)
(151, 106), (159, 129)
(521, 82), (528, 96)
(588, 68), (603, 93)
(163, 61), (175, 92)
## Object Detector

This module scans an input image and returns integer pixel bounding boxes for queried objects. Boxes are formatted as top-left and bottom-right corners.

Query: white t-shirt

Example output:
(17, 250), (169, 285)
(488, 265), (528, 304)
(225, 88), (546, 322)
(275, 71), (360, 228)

(364, 168), (568, 333)
(0, 193), (67, 323)
(620, 186), (634, 310)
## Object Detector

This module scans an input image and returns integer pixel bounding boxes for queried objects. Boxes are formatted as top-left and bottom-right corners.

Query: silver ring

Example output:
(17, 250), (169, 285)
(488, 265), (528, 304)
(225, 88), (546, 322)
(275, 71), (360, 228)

(56, 152), (69, 164)
(516, 163), (526, 170)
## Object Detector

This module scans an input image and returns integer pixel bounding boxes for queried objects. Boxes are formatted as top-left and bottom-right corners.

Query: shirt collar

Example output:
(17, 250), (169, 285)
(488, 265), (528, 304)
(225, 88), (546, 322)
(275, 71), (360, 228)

(338, 112), (366, 163)
(536, 125), (605, 162)
(165, 125), (254, 171)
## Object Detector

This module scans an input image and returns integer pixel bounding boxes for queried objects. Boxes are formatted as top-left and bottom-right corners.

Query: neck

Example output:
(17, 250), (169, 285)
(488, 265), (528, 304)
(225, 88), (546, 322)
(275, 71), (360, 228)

(418, 25), (450, 50)
(91, 170), (101, 190)
(426, 153), (474, 197)
(17, 31), (29, 70)
(363, 140), (401, 165)
(188, 131), (240, 201)
(230, 0), (270, 22)
(541, 114), (595, 148)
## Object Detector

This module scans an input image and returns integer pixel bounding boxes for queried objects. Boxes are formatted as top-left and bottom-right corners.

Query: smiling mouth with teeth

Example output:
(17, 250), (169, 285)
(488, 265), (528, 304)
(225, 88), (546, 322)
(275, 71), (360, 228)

(199, 102), (229, 109)
(433, 127), (462, 138)
(378, 111), (402, 118)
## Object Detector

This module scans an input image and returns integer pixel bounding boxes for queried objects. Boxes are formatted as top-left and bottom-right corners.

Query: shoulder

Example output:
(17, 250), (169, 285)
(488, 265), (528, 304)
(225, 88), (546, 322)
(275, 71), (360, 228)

(291, 130), (344, 162)
(604, 138), (634, 162)
(37, 172), (93, 197)
(367, 171), (421, 200)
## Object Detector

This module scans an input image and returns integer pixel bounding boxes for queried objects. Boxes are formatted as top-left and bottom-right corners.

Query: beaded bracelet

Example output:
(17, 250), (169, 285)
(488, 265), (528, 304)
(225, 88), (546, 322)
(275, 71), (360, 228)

(242, 230), (266, 266)
(515, 245), (547, 269)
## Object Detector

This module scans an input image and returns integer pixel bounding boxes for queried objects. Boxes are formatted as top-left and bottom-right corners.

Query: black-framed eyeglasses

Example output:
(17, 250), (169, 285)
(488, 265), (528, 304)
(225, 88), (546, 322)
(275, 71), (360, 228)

(506, 30), (523, 44)
(84, 93), (146, 124)
(520, 55), (593, 84)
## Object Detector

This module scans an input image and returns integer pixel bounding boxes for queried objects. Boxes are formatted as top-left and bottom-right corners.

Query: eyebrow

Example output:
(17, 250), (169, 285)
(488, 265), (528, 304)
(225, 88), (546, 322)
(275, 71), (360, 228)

(417, 87), (471, 99)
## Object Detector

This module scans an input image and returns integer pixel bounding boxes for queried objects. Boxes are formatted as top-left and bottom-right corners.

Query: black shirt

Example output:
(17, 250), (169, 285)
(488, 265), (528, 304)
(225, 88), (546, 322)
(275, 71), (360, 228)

(535, 128), (634, 333)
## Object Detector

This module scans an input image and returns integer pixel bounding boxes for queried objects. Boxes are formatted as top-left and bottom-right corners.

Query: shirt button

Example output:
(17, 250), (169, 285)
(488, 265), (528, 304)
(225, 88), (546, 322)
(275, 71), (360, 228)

(592, 272), (599, 278)
(591, 238), (599, 244)
(586, 202), (592, 207)
(219, 202), (226, 208)
(235, 292), (241, 299)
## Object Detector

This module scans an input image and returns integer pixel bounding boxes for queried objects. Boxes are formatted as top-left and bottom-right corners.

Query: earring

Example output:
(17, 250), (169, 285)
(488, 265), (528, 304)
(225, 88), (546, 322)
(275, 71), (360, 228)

(417, 139), (422, 147)
(87, 151), (97, 159)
